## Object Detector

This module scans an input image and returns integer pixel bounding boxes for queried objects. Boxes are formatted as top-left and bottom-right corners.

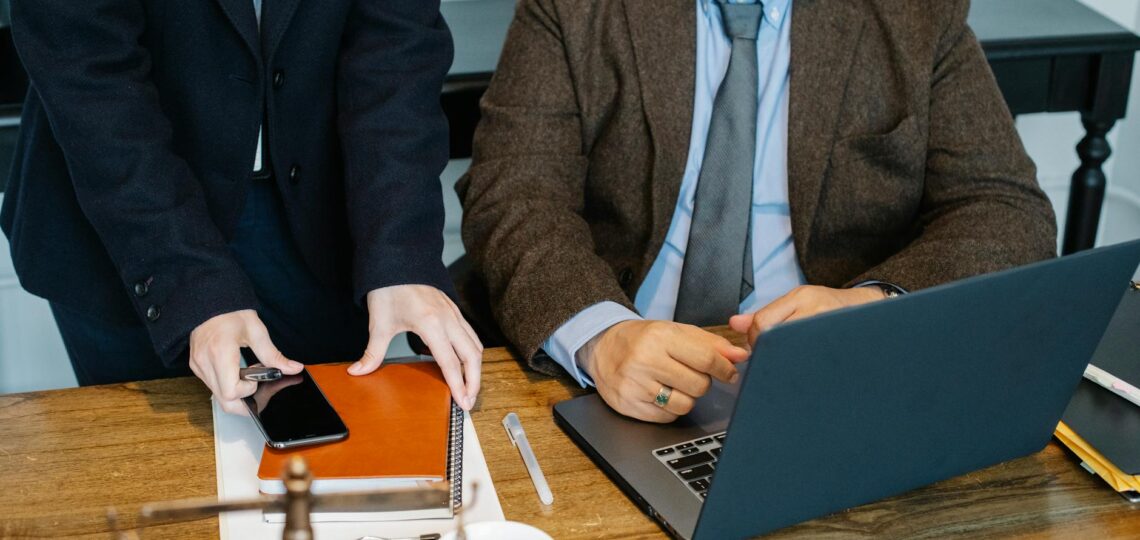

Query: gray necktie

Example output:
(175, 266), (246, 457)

(674, 1), (763, 327)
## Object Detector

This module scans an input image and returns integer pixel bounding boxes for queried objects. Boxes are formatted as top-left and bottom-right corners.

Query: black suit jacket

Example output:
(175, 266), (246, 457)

(1, 0), (454, 365)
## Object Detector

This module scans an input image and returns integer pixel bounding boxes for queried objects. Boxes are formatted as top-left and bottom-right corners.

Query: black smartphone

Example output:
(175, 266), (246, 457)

(243, 368), (348, 449)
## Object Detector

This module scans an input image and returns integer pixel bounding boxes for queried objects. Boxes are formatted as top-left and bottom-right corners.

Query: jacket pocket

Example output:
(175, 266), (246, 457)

(831, 114), (922, 169)
(818, 114), (925, 239)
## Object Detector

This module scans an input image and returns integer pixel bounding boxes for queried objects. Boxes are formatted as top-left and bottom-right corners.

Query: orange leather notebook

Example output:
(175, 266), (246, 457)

(257, 362), (454, 491)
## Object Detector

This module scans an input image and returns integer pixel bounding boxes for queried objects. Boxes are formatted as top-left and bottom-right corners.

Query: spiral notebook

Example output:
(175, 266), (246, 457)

(257, 361), (464, 522)
(211, 392), (505, 539)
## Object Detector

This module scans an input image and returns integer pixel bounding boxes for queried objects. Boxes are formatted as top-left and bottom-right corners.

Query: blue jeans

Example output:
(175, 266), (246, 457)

(52, 178), (369, 386)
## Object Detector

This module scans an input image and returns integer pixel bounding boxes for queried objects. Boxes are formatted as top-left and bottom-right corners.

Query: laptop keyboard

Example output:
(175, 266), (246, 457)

(652, 432), (726, 500)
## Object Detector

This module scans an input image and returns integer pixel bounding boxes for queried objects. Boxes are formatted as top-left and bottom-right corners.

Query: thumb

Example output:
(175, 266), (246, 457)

(349, 330), (393, 376)
(246, 323), (303, 374)
(728, 313), (753, 333)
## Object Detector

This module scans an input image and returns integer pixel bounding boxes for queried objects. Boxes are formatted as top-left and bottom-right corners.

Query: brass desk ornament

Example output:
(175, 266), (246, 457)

(107, 456), (460, 540)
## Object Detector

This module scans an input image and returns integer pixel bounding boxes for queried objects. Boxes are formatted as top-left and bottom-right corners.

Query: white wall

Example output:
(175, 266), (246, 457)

(0, 201), (76, 393)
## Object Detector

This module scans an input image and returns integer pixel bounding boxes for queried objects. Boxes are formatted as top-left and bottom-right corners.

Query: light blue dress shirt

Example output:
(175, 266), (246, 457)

(542, 0), (804, 387)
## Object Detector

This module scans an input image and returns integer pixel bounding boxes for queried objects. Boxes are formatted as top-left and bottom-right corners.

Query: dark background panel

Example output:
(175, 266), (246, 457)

(2, 0), (24, 193)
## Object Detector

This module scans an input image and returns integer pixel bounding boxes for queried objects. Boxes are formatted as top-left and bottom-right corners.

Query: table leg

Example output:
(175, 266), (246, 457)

(1062, 117), (1114, 255)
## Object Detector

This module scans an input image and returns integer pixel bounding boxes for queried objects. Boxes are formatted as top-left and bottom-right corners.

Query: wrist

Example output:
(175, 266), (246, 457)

(577, 319), (636, 381)
(851, 285), (888, 303)
(576, 327), (607, 381)
(853, 280), (907, 303)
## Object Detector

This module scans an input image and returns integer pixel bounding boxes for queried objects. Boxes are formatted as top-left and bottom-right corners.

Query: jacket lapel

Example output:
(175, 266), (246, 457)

(214, 0), (260, 59)
(261, 0), (302, 62)
(622, 0), (697, 271)
(787, 0), (866, 261)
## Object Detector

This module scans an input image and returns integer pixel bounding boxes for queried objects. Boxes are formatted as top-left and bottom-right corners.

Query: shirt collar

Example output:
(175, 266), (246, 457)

(700, 0), (792, 29)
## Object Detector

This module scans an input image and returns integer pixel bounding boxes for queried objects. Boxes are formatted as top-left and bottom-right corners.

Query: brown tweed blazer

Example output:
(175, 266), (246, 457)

(457, 0), (1057, 372)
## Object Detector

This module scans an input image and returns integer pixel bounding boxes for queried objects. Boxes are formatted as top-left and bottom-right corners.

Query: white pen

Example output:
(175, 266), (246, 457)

(503, 412), (554, 505)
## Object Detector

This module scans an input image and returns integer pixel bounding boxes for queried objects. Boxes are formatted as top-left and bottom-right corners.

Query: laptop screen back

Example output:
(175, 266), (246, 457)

(694, 240), (1140, 539)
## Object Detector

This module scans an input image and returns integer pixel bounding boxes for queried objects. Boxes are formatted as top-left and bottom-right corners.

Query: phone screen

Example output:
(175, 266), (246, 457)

(243, 368), (348, 448)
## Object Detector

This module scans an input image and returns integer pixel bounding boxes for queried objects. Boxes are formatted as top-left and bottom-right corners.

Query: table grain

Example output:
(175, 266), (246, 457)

(2, 328), (1138, 539)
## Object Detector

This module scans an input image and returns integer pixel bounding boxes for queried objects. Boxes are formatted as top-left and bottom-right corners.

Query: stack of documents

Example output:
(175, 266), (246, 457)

(1055, 419), (1139, 498)
(1054, 284), (1140, 502)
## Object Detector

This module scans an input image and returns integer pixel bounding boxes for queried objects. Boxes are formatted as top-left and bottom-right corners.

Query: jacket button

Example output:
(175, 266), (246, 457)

(145, 305), (161, 322)
(273, 70), (285, 89)
(618, 268), (634, 287)
(134, 280), (149, 297)
(289, 165), (301, 185)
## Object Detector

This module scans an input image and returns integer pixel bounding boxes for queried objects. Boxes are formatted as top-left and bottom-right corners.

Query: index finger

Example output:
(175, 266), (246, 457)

(447, 323), (482, 408)
(748, 294), (799, 344)
(665, 330), (739, 383)
(246, 325), (303, 374)
(445, 298), (484, 355)
(417, 327), (471, 410)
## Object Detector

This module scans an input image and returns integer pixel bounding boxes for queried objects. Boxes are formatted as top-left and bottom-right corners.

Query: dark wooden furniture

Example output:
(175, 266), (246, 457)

(969, 0), (1140, 253)
(2, 327), (1139, 539)
(439, 0), (514, 160)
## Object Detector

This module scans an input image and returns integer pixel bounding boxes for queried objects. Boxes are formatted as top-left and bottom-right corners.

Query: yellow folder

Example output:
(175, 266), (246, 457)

(1055, 421), (1140, 494)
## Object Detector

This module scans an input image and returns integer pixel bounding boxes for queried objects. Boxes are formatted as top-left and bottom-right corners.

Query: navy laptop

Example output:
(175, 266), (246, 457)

(555, 240), (1140, 539)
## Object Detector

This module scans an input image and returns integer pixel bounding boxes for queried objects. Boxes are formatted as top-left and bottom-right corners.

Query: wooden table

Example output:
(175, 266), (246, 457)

(2, 329), (1139, 539)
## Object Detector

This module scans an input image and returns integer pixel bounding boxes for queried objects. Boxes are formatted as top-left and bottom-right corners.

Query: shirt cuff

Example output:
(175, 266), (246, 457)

(541, 301), (643, 388)
(853, 280), (909, 295)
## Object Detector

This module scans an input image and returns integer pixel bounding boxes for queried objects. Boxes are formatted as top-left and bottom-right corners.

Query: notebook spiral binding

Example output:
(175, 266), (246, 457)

(447, 400), (465, 512)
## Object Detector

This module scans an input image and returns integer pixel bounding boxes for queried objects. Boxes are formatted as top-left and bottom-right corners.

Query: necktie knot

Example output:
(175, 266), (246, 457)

(717, 1), (764, 40)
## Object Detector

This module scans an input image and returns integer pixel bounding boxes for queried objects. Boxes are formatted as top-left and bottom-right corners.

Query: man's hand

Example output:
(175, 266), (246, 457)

(190, 310), (304, 415)
(579, 320), (750, 423)
(349, 285), (484, 410)
(729, 285), (885, 346)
